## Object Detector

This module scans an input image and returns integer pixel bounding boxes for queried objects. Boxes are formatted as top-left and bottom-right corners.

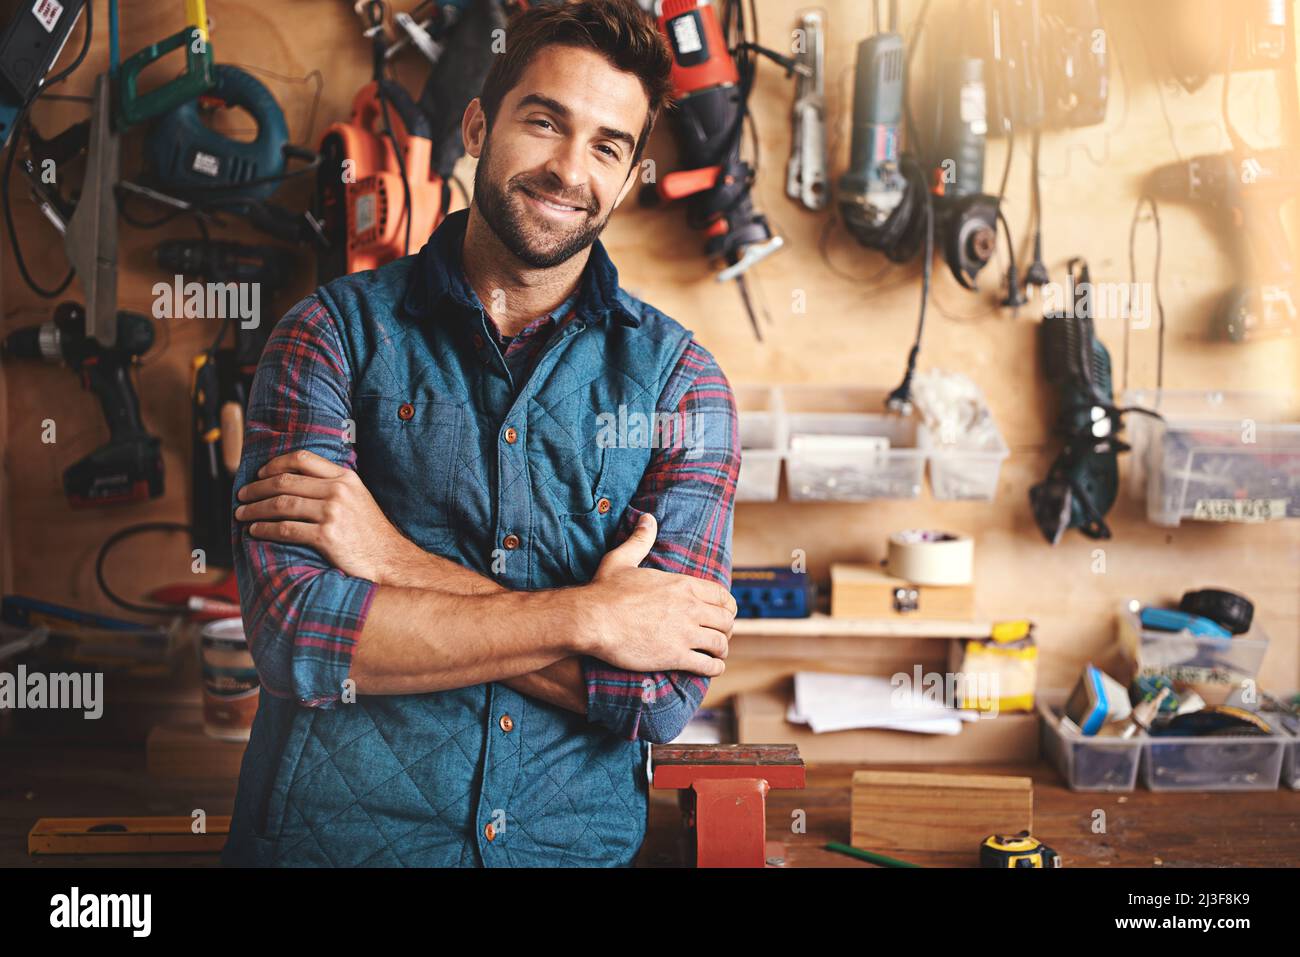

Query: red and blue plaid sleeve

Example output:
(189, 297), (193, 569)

(232, 295), (377, 708)
(581, 340), (739, 743)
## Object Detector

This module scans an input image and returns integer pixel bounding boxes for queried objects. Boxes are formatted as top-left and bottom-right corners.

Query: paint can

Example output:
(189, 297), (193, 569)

(199, 617), (259, 740)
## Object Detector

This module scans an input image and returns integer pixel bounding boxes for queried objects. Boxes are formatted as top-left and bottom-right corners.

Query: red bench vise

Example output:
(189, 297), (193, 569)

(651, 743), (806, 868)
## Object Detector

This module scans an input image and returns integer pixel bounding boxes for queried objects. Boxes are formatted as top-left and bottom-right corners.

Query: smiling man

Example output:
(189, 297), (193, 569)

(222, 0), (740, 867)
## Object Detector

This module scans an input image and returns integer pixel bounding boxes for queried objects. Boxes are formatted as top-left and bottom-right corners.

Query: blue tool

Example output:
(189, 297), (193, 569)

(731, 567), (813, 619)
(145, 64), (289, 204)
(1139, 606), (1232, 639)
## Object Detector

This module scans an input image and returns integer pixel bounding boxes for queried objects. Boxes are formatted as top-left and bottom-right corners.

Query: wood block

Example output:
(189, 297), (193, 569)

(29, 816), (230, 855)
(733, 688), (1039, 764)
(147, 720), (247, 779)
(851, 770), (1033, 861)
(831, 565), (975, 620)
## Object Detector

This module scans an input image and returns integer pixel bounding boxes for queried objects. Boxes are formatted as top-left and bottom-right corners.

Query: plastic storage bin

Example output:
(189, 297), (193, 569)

(1116, 604), (1269, 700)
(1274, 706), (1300, 790)
(926, 426), (1010, 501)
(781, 386), (927, 501)
(1123, 390), (1300, 526)
(1140, 728), (1286, 791)
(734, 385), (785, 503)
(1039, 691), (1141, 791)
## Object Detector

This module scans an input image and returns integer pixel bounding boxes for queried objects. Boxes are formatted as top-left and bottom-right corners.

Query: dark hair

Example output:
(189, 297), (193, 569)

(478, 0), (673, 170)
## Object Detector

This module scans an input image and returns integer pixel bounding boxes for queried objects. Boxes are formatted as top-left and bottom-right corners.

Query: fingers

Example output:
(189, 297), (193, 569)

(689, 577), (738, 615)
(236, 495), (326, 524)
(601, 513), (658, 570)
(246, 520), (321, 546)
(692, 624), (730, 659)
(238, 472), (337, 503)
(678, 651), (726, 678)
(258, 449), (346, 480)
(694, 604), (735, 642)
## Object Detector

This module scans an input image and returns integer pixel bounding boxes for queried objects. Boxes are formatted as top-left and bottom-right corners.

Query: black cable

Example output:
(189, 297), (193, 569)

(1127, 194), (1165, 393)
(887, 160), (933, 413)
(1, 0), (94, 297)
(378, 88), (413, 257)
(95, 522), (193, 615)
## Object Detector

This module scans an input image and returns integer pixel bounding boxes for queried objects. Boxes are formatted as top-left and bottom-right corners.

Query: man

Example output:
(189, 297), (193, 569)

(223, 0), (740, 867)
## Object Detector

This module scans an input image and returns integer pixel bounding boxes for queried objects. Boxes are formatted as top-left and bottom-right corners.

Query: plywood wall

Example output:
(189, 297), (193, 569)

(2, 1), (1298, 693)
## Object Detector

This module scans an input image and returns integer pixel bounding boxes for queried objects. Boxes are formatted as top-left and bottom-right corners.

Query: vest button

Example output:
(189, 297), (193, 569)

(473, 334), (485, 349)
(397, 402), (415, 421)
(499, 713), (514, 733)
(484, 822), (496, 841)
(597, 497), (611, 514)
(503, 533), (520, 550)
(503, 426), (518, 445)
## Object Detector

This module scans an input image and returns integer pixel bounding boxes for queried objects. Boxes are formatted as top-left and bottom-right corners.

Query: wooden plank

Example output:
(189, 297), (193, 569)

(732, 612), (991, 638)
(850, 770), (1033, 860)
(29, 815), (229, 855)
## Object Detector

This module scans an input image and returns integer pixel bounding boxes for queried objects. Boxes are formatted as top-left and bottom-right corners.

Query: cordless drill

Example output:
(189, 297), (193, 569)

(1146, 148), (1298, 341)
(2, 303), (163, 508)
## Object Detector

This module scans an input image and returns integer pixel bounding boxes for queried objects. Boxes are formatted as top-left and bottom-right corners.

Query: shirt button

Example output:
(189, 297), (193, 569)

(503, 426), (518, 445)
(597, 497), (611, 514)
(499, 714), (514, 733)
(484, 822), (496, 841)
(397, 402), (415, 421)
(503, 533), (520, 550)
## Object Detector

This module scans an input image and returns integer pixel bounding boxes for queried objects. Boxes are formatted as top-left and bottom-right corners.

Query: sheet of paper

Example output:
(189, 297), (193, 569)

(788, 671), (978, 735)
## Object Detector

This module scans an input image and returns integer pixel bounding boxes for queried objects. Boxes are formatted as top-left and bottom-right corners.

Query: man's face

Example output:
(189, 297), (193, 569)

(466, 45), (649, 269)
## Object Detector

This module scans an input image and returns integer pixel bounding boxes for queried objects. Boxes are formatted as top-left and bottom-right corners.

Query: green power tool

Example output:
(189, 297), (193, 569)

(1029, 258), (1151, 544)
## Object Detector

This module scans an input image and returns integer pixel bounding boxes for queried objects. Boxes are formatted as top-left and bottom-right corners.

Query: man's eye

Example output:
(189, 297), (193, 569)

(530, 119), (555, 131)
(596, 145), (618, 159)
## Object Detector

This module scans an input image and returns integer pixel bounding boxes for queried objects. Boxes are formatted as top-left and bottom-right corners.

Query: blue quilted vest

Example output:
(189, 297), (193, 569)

(223, 209), (692, 866)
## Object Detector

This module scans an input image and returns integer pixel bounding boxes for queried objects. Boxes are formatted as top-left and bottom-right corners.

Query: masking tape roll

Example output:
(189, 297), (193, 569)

(886, 530), (974, 586)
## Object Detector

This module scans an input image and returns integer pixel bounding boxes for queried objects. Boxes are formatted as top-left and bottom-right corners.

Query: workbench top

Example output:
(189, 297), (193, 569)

(2, 741), (1295, 868)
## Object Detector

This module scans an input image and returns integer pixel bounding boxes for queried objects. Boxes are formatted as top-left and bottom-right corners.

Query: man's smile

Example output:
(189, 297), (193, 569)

(516, 183), (592, 219)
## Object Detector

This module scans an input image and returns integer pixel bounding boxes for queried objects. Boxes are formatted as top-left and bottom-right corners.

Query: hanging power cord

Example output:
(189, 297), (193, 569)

(887, 158), (934, 414)
(95, 523), (194, 615)
(1, 0), (95, 297)
(1126, 193), (1166, 393)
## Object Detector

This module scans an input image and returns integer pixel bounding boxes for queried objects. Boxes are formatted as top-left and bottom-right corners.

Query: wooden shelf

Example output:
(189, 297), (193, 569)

(732, 613), (991, 639)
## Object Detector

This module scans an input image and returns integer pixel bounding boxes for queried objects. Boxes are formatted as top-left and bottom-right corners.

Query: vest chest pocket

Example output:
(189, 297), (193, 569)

(555, 445), (648, 583)
(351, 393), (463, 549)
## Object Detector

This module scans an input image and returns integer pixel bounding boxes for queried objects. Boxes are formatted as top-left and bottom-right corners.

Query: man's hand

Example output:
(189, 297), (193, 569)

(572, 514), (735, 677)
(235, 450), (426, 585)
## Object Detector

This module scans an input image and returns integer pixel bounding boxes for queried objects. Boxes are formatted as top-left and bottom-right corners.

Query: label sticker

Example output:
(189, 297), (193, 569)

(32, 0), (63, 33)
(355, 193), (377, 235)
(191, 151), (221, 178)
(1192, 498), (1287, 523)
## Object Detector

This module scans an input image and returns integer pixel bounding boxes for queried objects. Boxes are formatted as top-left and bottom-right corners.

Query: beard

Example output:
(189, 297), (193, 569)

(471, 133), (614, 269)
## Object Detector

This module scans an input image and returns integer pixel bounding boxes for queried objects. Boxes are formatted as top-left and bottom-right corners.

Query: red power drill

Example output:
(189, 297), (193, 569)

(1147, 148), (1298, 342)
(650, 0), (787, 339)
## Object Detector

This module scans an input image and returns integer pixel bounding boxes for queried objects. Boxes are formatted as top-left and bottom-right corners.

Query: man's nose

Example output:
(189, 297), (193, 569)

(544, 136), (590, 196)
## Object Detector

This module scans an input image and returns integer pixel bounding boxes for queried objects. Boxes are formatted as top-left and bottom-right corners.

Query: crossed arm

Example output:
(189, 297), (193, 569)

(231, 296), (740, 742)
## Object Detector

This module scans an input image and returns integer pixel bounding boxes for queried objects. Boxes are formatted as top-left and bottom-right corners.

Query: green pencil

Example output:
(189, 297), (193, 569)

(825, 841), (923, 868)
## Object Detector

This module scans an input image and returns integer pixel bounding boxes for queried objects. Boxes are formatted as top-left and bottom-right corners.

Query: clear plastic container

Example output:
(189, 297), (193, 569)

(1038, 691), (1141, 791)
(1272, 706), (1300, 790)
(1123, 390), (1300, 527)
(1116, 604), (1269, 701)
(1140, 730), (1286, 791)
(782, 386), (927, 501)
(926, 428), (1010, 501)
(735, 385), (785, 503)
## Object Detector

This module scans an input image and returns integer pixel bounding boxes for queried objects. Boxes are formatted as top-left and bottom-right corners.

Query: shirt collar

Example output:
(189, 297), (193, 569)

(401, 208), (640, 327)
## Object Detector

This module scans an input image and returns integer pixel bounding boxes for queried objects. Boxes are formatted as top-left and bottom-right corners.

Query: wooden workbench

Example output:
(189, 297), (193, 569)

(3, 741), (1295, 868)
